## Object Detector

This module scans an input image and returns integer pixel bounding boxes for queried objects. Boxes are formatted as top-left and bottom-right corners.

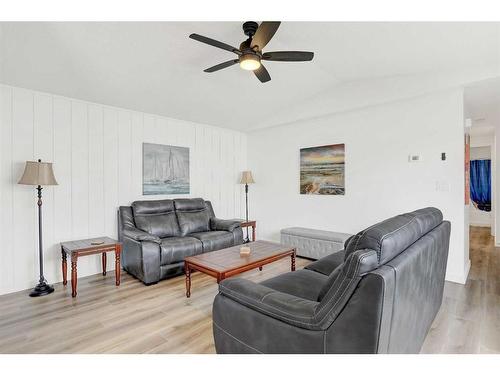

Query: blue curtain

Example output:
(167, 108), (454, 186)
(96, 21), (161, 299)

(470, 159), (491, 212)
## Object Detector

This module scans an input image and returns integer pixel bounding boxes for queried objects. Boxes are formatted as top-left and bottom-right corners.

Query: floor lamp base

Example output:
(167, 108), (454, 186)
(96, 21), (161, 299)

(29, 280), (54, 297)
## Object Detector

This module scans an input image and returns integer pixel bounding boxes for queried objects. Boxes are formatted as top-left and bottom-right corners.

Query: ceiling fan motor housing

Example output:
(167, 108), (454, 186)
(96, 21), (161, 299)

(243, 21), (259, 37)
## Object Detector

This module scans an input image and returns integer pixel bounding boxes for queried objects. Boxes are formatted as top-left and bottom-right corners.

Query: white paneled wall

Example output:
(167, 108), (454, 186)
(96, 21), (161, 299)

(0, 84), (247, 295)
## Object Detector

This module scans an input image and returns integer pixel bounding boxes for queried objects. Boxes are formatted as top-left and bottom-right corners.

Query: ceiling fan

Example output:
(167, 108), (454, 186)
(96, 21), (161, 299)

(189, 21), (314, 83)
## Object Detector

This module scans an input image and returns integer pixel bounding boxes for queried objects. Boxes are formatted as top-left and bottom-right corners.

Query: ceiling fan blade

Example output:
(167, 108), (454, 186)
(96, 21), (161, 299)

(254, 64), (271, 83)
(204, 59), (239, 73)
(189, 33), (241, 55)
(250, 22), (281, 50)
(262, 51), (314, 62)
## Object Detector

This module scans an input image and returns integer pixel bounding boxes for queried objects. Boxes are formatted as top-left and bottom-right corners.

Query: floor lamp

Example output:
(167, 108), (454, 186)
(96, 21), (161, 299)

(18, 159), (58, 297)
(239, 171), (255, 243)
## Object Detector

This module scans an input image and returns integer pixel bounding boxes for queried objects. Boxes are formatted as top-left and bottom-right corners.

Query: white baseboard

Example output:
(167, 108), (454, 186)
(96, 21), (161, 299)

(446, 260), (471, 285)
(463, 259), (471, 283)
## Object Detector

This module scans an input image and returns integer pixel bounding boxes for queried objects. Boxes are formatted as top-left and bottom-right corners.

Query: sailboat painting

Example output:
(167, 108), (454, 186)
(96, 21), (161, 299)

(143, 143), (190, 195)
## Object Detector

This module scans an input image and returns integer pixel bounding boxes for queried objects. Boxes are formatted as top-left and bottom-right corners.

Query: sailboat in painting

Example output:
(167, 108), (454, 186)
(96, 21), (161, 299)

(143, 143), (190, 195)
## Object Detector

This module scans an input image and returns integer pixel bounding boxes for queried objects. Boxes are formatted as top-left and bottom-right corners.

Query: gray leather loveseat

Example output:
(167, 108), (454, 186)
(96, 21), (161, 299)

(212, 207), (450, 353)
(118, 198), (244, 284)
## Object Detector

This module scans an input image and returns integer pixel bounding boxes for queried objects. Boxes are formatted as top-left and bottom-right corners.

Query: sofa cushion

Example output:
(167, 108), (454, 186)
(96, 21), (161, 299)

(344, 207), (443, 266)
(305, 250), (345, 276)
(174, 198), (211, 235)
(189, 231), (234, 252)
(261, 269), (327, 301)
(160, 236), (202, 265)
(132, 200), (181, 238)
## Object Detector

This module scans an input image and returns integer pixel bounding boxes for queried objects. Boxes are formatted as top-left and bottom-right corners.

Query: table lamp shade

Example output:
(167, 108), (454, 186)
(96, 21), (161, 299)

(18, 160), (58, 186)
(240, 171), (255, 184)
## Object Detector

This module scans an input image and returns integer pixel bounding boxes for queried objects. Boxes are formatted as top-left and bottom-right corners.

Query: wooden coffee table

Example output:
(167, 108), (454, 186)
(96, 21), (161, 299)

(184, 240), (296, 297)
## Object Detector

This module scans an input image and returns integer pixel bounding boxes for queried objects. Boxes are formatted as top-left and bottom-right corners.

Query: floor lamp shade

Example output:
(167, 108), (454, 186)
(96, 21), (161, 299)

(240, 171), (255, 185)
(18, 160), (58, 186)
(18, 159), (58, 297)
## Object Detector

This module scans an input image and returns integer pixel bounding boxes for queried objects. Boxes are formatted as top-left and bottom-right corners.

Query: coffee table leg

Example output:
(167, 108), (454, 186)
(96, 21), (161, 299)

(185, 262), (191, 298)
(115, 245), (121, 286)
(102, 252), (107, 276)
(71, 256), (78, 298)
(61, 248), (67, 286)
(259, 266), (263, 271)
(291, 251), (296, 271)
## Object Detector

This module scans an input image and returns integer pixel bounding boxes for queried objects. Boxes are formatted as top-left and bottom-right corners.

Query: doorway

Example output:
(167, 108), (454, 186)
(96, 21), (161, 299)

(469, 145), (492, 228)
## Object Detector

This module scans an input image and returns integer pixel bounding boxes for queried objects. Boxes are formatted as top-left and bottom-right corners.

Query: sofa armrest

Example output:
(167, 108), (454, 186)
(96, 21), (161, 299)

(210, 218), (241, 232)
(122, 226), (161, 244)
(122, 237), (161, 284)
(218, 278), (320, 330)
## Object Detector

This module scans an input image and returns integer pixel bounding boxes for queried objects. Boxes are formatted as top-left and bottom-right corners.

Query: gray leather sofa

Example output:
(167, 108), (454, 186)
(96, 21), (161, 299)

(213, 207), (450, 353)
(118, 198), (244, 284)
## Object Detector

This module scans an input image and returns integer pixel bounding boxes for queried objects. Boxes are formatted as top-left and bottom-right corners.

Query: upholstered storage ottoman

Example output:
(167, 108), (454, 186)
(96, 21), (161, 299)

(280, 227), (352, 260)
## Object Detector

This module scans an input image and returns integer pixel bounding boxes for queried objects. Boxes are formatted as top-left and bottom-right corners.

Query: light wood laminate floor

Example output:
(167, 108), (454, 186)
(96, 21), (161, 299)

(421, 226), (500, 353)
(0, 226), (499, 354)
(0, 255), (309, 353)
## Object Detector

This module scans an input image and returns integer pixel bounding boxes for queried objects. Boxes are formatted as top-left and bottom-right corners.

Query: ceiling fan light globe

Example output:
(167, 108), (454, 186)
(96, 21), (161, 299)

(239, 54), (261, 71)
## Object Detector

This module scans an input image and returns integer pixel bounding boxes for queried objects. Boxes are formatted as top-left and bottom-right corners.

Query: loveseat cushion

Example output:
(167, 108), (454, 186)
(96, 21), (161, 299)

(160, 236), (202, 265)
(261, 269), (327, 301)
(132, 199), (181, 238)
(174, 198), (211, 235)
(189, 231), (234, 252)
(344, 207), (443, 266)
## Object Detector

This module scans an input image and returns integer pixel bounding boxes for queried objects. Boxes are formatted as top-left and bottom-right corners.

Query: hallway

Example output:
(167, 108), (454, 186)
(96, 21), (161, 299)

(421, 226), (500, 353)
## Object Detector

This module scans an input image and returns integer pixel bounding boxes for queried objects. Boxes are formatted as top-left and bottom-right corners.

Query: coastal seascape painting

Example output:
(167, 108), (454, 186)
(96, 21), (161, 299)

(143, 143), (190, 195)
(300, 143), (345, 195)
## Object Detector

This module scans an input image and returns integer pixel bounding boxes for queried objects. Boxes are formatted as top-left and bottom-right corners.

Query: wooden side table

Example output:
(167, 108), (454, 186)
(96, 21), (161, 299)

(237, 220), (256, 242)
(60, 237), (121, 298)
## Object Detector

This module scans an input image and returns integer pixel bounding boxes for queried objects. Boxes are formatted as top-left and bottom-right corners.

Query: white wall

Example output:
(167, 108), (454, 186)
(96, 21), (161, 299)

(248, 89), (468, 284)
(0, 84), (247, 295)
(469, 144), (492, 227)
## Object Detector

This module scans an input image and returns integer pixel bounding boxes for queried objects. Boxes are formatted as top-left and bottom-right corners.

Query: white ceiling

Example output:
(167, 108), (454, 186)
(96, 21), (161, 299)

(1, 22), (499, 131)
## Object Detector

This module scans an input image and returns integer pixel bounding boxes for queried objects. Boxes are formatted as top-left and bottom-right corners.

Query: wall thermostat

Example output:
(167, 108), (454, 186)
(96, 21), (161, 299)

(408, 154), (421, 162)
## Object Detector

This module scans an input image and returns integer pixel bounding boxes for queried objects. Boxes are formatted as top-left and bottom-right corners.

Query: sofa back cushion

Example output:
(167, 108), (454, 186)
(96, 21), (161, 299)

(174, 198), (210, 235)
(132, 199), (181, 238)
(344, 207), (443, 266)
